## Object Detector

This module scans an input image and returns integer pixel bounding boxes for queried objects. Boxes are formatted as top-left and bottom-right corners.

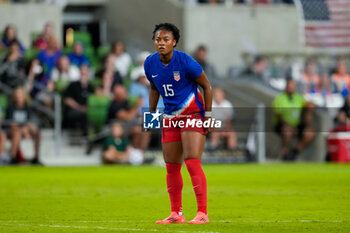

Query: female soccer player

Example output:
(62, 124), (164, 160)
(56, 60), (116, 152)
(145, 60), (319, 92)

(144, 23), (212, 224)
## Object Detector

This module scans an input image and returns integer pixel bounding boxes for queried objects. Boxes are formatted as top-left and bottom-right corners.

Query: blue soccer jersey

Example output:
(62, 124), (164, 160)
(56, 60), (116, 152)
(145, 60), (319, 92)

(144, 50), (205, 116)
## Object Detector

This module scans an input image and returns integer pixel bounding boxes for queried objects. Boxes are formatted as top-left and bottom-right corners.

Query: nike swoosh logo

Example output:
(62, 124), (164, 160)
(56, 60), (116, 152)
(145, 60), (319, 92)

(167, 217), (178, 222)
(152, 75), (158, 78)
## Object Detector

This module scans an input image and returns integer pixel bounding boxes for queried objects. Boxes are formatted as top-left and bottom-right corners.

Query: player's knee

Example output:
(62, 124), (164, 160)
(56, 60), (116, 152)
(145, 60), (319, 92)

(103, 150), (114, 162)
(304, 128), (316, 140)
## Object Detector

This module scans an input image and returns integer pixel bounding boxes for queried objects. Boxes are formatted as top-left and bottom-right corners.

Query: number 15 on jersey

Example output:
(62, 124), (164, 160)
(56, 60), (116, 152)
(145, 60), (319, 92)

(163, 84), (174, 97)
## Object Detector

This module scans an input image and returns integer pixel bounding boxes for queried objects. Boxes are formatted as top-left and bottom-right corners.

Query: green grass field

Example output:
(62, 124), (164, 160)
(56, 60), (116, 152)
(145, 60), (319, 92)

(0, 164), (349, 233)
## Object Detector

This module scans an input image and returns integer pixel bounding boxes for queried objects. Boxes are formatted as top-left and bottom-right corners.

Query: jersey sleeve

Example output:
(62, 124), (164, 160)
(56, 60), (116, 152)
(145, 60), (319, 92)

(185, 54), (203, 80)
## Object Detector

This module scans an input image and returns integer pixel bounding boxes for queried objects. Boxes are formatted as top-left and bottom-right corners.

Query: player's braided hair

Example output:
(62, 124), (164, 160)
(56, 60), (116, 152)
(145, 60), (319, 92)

(152, 23), (180, 47)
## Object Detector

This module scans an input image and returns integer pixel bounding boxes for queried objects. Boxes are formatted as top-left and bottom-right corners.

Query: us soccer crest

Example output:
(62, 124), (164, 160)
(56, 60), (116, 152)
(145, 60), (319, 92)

(173, 71), (181, 81)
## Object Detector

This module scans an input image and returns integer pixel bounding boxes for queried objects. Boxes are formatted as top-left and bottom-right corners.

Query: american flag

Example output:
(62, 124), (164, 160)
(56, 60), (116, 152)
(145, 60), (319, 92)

(296, 0), (350, 47)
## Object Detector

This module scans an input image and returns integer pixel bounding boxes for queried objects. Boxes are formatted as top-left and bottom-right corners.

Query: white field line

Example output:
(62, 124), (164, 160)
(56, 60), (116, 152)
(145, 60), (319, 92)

(215, 220), (345, 223)
(70, 220), (346, 223)
(0, 222), (158, 232)
(0, 221), (220, 233)
(0, 220), (347, 233)
(0, 219), (346, 223)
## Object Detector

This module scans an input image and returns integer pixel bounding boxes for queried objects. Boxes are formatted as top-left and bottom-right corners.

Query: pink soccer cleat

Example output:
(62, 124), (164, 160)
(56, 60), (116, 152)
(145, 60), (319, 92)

(188, 212), (209, 224)
(156, 211), (186, 224)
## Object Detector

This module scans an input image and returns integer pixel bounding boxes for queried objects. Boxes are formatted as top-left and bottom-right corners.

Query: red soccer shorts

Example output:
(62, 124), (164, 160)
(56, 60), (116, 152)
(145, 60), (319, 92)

(162, 114), (207, 143)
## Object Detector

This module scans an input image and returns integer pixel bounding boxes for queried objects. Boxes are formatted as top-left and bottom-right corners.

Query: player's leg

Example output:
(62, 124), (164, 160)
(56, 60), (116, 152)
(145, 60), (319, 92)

(281, 124), (296, 160)
(224, 131), (237, 150)
(9, 125), (22, 164)
(156, 127), (185, 224)
(181, 130), (209, 224)
(0, 130), (7, 157)
(295, 126), (316, 155)
(209, 131), (220, 149)
(130, 125), (150, 150)
(28, 124), (41, 163)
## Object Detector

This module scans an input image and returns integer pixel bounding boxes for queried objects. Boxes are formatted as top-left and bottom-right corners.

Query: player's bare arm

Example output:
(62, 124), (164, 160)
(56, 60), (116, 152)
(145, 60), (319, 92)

(195, 71), (213, 133)
(149, 81), (160, 112)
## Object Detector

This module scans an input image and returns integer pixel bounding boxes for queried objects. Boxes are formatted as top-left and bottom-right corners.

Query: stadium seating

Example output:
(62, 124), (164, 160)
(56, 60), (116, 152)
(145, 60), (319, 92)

(97, 45), (110, 59)
(24, 48), (39, 62)
(89, 56), (102, 72)
(84, 45), (96, 67)
(74, 31), (92, 47)
(87, 94), (111, 132)
(62, 46), (73, 55)
(54, 79), (70, 95)
(30, 32), (40, 45)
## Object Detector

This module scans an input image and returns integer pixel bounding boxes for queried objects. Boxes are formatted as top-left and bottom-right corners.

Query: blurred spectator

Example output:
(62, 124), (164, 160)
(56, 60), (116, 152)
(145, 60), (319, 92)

(63, 65), (93, 136)
(236, 0), (293, 3)
(336, 94), (350, 126)
(51, 55), (80, 82)
(277, 0), (294, 3)
(26, 58), (44, 94)
(135, 51), (150, 67)
(67, 41), (90, 67)
(242, 55), (269, 82)
(300, 60), (319, 93)
(37, 35), (62, 77)
(331, 59), (350, 94)
(33, 23), (55, 50)
(193, 45), (217, 79)
(129, 66), (150, 109)
(25, 58), (54, 109)
(6, 87), (41, 164)
(0, 106), (7, 164)
(102, 121), (131, 164)
(0, 40), (26, 88)
(106, 85), (143, 125)
(129, 51), (152, 108)
(129, 51), (150, 89)
(129, 67), (159, 150)
(112, 41), (132, 79)
(50, 55), (80, 93)
(310, 71), (334, 96)
(106, 85), (145, 151)
(210, 87), (237, 150)
(198, 0), (224, 3)
(102, 70), (119, 97)
(253, 0), (269, 3)
(0, 25), (25, 52)
(97, 54), (123, 96)
(236, 0), (269, 4)
(273, 79), (315, 161)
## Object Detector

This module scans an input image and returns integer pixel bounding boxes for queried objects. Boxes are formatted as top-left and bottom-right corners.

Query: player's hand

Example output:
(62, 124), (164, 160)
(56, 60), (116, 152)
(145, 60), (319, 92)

(204, 116), (213, 134)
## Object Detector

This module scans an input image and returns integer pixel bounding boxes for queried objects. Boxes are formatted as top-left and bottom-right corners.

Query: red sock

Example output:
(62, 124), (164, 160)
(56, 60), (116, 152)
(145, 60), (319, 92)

(166, 163), (183, 214)
(185, 159), (207, 214)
